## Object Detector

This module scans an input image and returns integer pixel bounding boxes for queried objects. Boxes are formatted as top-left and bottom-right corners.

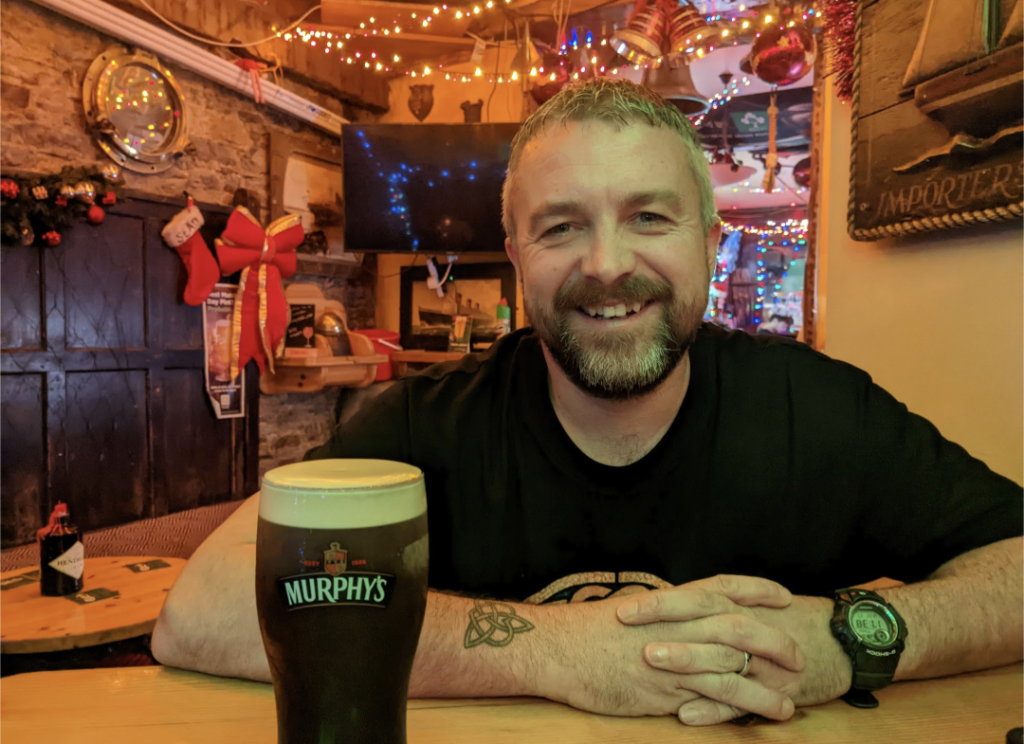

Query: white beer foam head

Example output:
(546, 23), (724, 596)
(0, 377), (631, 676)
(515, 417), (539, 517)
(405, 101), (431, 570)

(259, 459), (426, 529)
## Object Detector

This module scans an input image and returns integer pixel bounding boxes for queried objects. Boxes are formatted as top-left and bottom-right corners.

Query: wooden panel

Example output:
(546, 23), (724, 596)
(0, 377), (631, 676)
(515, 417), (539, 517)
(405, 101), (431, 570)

(0, 247), (42, 352)
(63, 216), (146, 351)
(858, 0), (931, 117)
(64, 370), (148, 531)
(0, 375), (46, 545)
(147, 215), (205, 352)
(153, 368), (233, 514)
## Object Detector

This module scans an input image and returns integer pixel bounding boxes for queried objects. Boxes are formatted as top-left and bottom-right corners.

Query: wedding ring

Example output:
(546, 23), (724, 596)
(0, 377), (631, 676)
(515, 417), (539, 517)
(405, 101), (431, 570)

(739, 651), (752, 677)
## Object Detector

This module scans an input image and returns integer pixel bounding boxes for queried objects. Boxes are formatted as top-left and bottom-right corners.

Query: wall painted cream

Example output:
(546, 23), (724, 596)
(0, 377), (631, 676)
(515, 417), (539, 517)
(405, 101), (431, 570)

(818, 80), (1023, 484)
(376, 44), (526, 333)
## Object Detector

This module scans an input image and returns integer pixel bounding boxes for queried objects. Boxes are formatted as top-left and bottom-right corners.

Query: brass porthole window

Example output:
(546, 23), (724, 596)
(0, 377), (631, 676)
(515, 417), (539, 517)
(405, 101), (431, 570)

(83, 46), (190, 174)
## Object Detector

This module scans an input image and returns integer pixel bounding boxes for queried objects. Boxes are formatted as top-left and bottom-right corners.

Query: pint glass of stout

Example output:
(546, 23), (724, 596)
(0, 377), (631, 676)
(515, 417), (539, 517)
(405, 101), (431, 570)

(256, 459), (429, 744)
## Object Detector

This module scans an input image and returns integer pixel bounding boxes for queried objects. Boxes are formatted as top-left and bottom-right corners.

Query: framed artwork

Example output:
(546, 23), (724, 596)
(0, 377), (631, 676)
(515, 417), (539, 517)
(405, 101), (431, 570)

(399, 262), (517, 351)
(848, 0), (1023, 240)
(268, 132), (350, 260)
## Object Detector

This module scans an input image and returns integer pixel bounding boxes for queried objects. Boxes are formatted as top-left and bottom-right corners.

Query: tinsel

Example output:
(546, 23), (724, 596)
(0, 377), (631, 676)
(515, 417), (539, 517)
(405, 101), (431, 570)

(822, 0), (857, 102)
(0, 165), (125, 247)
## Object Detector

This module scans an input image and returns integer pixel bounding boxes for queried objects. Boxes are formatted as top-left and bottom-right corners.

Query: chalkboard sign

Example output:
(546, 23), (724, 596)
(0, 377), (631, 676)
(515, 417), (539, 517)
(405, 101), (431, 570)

(284, 304), (317, 358)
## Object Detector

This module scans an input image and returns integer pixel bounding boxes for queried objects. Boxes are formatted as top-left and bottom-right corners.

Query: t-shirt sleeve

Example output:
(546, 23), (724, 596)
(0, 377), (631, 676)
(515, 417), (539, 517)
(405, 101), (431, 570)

(853, 377), (1023, 583)
(303, 383), (412, 463)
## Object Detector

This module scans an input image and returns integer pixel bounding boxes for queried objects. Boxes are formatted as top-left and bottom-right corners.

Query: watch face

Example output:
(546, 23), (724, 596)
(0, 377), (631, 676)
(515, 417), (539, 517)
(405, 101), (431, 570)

(849, 602), (899, 649)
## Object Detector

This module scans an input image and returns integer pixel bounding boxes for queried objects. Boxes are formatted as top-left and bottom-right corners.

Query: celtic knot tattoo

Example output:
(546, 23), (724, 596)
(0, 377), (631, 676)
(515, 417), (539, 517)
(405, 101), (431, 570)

(463, 600), (535, 648)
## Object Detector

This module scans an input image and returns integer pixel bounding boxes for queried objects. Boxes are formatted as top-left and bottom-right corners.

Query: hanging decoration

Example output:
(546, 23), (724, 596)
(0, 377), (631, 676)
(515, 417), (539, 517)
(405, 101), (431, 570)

(162, 200), (305, 378)
(748, 20), (816, 86)
(762, 91), (780, 192)
(87, 205), (107, 226)
(235, 59), (269, 103)
(792, 156), (812, 188)
(821, 0), (856, 102)
(0, 165), (125, 247)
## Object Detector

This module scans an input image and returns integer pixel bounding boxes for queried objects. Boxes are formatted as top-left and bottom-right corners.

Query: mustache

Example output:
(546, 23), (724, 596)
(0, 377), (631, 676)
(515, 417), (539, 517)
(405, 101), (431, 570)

(554, 276), (674, 311)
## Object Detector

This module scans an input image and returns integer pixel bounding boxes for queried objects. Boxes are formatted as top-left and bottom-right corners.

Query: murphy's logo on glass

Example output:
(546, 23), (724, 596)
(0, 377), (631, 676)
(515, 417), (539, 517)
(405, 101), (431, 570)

(279, 542), (395, 611)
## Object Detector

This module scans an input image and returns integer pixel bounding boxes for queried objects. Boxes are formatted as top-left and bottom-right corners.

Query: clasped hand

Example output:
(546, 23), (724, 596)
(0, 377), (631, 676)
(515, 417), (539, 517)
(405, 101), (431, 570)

(614, 575), (849, 726)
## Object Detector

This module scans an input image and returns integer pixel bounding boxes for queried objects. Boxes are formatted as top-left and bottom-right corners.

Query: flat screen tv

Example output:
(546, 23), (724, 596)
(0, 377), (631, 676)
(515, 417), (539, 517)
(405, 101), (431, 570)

(343, 123), (519, 253)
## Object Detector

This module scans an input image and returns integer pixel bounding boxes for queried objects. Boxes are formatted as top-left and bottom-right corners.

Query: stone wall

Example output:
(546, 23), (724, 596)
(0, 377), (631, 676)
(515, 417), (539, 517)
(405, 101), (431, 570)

(1, 0), (381, 487)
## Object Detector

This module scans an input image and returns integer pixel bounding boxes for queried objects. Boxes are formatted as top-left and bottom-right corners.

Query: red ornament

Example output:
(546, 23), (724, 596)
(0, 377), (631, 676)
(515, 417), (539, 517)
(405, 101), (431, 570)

(0, 179), (19, 199)
(792, 157), (812, 188)
(42, 231), (61, 247)
(749, 23), (816, 87)
(55, 195), (68, 207)
(530, 51), (572, 105)
(102, 191), (117, 206)
(87, 205), (106, 225)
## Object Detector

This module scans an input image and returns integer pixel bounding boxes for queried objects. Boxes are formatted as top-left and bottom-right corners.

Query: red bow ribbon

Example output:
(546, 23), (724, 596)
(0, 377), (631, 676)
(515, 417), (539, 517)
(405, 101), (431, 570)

(215, 207), (304, 378)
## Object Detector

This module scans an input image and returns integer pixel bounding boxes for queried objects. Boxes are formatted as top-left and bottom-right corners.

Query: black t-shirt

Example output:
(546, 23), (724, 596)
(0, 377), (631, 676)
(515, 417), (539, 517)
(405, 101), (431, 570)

(307, 325), (1023, 604)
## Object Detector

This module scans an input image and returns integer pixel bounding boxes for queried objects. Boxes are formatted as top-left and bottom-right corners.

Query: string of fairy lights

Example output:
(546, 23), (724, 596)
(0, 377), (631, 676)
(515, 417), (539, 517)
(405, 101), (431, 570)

(272, 3), (817, 80)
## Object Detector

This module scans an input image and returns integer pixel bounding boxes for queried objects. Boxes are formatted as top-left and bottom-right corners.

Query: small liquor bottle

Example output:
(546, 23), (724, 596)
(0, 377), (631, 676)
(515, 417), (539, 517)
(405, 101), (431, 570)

(37, 502), (84, 596)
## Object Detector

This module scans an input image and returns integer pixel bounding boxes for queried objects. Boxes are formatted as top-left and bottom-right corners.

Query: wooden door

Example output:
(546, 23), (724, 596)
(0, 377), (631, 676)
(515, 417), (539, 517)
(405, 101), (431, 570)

(1, 195), (258, 547)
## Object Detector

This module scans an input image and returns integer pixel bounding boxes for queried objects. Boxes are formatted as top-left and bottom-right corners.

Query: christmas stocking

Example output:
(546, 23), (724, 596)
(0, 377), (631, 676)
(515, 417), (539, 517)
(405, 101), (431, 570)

(161, 198), (219, 306)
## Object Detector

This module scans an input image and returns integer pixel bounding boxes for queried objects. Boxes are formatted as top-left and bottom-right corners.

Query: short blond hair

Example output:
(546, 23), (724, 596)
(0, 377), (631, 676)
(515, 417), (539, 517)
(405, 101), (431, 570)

(501, 78), (717, 243)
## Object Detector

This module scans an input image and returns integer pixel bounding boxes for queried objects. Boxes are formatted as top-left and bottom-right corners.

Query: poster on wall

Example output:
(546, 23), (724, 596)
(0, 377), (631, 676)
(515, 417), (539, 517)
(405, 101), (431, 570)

(203, 283), (245, 419)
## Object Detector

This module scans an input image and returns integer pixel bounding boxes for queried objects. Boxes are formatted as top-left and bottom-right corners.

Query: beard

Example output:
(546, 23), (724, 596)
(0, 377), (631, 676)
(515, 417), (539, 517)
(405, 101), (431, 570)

(527, 274), (707, 401)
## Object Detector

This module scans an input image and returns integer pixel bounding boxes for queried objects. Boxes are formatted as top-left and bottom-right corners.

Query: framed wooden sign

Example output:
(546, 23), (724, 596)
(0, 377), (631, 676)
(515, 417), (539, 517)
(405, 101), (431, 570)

(849, 0), (1023, 240)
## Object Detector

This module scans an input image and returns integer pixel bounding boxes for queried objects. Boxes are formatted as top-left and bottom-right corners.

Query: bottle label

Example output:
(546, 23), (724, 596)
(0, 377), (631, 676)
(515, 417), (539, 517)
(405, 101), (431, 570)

(48, 540), (84, 580)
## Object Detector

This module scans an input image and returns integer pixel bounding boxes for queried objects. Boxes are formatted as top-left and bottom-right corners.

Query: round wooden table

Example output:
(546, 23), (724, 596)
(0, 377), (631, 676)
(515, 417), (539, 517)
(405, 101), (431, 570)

(0, 556), (185, 654)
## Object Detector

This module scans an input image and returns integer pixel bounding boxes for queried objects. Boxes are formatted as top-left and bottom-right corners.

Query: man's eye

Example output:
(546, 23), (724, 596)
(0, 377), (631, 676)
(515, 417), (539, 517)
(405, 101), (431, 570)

(543, 223), (572, 237)
(636, 212), (666, 224)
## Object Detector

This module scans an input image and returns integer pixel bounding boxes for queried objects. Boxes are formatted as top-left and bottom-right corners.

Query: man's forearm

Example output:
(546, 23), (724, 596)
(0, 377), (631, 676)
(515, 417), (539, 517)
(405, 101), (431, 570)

(882, 536), (1024, 681)
(408, 593), (556, 698)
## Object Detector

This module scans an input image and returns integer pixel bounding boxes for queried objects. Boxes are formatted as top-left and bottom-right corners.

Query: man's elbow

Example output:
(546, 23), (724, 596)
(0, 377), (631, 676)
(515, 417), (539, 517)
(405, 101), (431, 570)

(151, 588), (200, 670)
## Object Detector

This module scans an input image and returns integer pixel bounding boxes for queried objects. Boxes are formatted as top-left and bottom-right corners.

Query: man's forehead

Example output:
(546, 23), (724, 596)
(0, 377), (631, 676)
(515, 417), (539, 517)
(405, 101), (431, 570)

(519, 119), (682, 165)
(514, 121), (692, 202)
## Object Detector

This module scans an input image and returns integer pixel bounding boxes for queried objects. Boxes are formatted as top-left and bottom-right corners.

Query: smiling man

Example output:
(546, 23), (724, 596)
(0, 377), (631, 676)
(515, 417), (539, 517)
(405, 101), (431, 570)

(152, 79), (1023, 726)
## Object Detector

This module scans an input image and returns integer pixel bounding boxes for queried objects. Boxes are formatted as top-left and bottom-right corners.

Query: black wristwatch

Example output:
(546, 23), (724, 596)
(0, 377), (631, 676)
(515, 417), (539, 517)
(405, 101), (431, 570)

(830, 588), (908, 709)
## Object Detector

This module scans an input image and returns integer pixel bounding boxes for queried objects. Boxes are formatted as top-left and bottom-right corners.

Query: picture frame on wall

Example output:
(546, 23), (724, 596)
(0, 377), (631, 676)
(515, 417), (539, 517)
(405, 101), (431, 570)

(848, 0), (1023, 240)
(399, 262), (517, 352)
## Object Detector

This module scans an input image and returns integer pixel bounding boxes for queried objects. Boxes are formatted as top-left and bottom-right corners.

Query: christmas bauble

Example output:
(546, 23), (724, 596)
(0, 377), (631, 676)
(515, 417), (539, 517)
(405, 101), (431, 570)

(42, 230), (61, 247)
(74, 181), (97, 204)
(530, 52), (571, 105)
(0, 178), (19, 199)
(87, 205), (106, 225)
(101, 163), (122, 182)
(792, 157), (812, 188)
(21, 226), (34, 246)
(59, 184), (76, 202)
(749, 23), (816, 87)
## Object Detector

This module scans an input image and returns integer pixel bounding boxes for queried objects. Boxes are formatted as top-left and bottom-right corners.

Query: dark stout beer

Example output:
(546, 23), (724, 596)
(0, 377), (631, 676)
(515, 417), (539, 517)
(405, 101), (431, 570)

(256, 459), (429, 744)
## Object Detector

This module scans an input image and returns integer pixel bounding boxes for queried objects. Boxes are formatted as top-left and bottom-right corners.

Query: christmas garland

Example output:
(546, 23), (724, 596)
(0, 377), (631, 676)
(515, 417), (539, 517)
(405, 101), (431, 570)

(0, 165), (127, 247)
(822, 0), (857, 102)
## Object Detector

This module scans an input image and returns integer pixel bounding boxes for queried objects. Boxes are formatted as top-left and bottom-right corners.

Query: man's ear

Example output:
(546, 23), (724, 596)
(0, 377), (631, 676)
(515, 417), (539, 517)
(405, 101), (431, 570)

(705, 221), (723, 278)
(505, 237), (521, 279)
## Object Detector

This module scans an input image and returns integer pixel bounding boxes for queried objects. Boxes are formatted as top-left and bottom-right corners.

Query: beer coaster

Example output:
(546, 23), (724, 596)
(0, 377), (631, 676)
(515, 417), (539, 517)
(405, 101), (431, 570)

(0, 570), (40, 591)
(124, 559), (172, 573)
(64, 587), (121, 605)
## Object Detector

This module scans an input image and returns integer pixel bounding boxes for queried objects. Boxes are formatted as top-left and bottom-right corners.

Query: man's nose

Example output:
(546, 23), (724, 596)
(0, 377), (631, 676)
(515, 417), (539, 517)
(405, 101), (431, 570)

(579, 228), (636, 286)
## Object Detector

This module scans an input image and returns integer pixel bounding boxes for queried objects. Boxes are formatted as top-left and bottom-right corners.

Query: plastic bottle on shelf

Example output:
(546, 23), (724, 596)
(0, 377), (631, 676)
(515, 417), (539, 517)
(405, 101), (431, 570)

(496, 297), (511, 338)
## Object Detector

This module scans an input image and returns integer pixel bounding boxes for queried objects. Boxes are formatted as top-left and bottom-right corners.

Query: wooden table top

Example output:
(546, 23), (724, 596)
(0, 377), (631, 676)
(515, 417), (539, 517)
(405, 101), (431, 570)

(1, 664), (1020, 743)
(0, 556), (185, 654)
